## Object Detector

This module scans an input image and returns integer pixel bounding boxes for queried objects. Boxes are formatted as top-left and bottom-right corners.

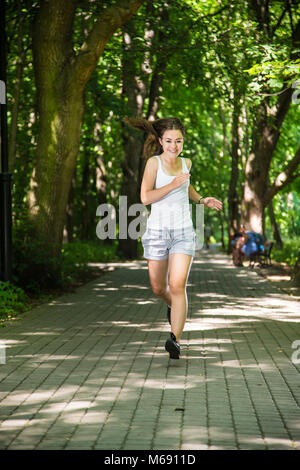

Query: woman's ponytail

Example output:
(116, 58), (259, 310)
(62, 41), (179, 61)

(123, 116), (185, 159)
(123, 117), (162, 158)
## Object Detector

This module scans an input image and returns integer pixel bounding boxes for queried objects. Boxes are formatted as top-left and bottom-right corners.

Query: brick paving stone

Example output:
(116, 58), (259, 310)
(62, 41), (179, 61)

(0, 251), (300, 450)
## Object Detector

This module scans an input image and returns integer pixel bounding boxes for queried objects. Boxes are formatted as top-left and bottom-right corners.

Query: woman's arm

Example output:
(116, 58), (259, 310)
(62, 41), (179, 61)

(188, 184), (223, 211)
(140, 157), (190, 206)
(188, 184), (202, 203)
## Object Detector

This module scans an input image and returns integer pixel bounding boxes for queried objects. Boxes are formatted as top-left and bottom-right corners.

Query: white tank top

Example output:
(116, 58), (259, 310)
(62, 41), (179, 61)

(147, 155), (193, 230)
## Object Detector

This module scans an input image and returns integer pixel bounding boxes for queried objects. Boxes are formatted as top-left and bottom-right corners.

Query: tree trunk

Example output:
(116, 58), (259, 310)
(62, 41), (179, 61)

(218, 210), (225, 251)
(241, 17), (300, 233)
(118, 4), (179, 258)
(241, 91), (293, 233)
(227, 90), (241, 252)
(292, 251), (300, 286)
(118, 130), (143, 258)
(64, 174), (75, 244)
(27, 0), (146, 279)
(94, 152), (111, 244)
(267, 199), (283, 248)
(80, 149), (90, 241)
(8, 3), (26, 174)
(118, 20), (147, 259)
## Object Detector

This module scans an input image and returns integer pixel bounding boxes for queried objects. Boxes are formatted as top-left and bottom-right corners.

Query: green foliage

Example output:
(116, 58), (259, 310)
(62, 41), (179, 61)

(272, 239), (300, 267)
(12, 216), (122, 292)
(12, 218), (62, 293)
(265, 190), (300, 241)
(0, 281), (28, 317)
(61, 240), (121, 282)
(58, 240), (123, 288)
(4, 0), (300, 292)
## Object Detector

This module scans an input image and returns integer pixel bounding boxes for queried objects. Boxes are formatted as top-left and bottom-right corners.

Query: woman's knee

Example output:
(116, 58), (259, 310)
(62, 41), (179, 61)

(169, 281), (185, 296)
(151, 283), (167, 298)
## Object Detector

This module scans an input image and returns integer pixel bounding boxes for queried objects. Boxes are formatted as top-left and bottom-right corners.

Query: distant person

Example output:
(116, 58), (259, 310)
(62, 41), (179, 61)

(124, 116), (222, 360)
(232, 225), (248, 266)
(241, 231), (264, 259)
(232, 225), (264, 266)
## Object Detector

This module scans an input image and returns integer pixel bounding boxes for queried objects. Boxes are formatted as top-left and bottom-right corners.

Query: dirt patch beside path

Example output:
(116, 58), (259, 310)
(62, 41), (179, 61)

(252, 260), (300, 300)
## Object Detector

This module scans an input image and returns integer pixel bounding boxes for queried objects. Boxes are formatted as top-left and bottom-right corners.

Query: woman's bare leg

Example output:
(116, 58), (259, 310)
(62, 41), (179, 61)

(147, 259), (171, 307)
(168, 253), (193, 343)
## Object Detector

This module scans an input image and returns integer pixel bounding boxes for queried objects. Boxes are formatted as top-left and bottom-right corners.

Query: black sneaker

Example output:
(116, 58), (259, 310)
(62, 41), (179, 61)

(167, 305), (171, 325)
(165, 332), (180, 359)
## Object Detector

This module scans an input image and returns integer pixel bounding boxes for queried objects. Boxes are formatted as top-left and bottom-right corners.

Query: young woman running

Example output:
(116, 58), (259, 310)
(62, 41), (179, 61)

(124, 117), (222, 359)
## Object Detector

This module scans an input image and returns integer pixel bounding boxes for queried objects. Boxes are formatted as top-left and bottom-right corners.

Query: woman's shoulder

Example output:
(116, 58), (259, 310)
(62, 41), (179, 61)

(147, 155), (159, 167)
(144, 155), (159, 173)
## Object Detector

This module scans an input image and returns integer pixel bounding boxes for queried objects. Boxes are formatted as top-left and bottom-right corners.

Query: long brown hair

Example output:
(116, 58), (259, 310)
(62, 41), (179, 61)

(123, 117), (186, 158)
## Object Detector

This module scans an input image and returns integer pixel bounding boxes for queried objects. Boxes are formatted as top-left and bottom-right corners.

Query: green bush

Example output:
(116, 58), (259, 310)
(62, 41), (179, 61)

(61, 240), (122, 283)
(60, 242), (90, 284)
(272, 239), (300, 266)
(12, 219), (62, 293)
(0, 281), (28, 317)
(62, 240), (120, 264)
(11, 213), (130, 294)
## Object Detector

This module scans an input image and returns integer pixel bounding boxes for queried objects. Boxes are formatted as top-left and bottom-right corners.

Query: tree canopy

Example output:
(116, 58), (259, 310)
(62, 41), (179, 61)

(1, 0), (300, 288)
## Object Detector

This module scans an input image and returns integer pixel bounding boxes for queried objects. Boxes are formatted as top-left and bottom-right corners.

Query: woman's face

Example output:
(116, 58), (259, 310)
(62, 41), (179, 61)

(159, 130), (184, 158)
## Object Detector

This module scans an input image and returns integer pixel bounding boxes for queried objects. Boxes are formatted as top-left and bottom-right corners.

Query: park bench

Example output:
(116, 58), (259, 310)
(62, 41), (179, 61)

(249, 241), (273, 268)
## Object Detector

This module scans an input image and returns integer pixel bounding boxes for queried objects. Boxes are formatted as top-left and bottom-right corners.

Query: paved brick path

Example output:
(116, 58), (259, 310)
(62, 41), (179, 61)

(0, 250), (300, 450)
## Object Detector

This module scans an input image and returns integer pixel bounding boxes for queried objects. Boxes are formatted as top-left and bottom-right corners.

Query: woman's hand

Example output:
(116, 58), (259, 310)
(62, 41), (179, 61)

(171, 173), (190, 189)
(203, 197), (223, 211)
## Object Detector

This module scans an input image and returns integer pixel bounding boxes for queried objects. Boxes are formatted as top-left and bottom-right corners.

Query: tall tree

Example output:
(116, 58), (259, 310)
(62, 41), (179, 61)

(118, 1), (208, 258)
(241, 0), (300, 233)
(118, 2), (174, 258)
(26, 0), (146, 280)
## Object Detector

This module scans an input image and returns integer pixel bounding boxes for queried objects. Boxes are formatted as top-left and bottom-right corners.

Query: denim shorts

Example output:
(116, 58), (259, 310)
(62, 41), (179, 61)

(141, 226), (196, 260)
